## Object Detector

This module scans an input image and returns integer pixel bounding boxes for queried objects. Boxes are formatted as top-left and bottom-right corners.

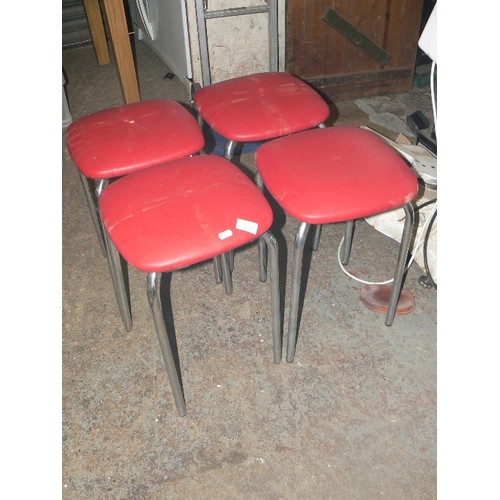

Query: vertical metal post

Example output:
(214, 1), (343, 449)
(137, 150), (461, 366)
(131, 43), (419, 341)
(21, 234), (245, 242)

(194, 0), (212, 86)
(268, 0), (278, 71)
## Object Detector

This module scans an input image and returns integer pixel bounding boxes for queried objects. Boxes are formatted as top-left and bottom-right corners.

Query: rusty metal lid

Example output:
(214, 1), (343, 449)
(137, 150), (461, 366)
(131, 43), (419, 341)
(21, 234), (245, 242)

(360, 284), (415, 315)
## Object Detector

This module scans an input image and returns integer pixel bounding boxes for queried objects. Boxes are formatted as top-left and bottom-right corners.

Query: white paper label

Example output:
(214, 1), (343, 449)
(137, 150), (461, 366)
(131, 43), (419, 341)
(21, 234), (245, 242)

(236, 218), (258, 235)
(218, 229), (233, 240)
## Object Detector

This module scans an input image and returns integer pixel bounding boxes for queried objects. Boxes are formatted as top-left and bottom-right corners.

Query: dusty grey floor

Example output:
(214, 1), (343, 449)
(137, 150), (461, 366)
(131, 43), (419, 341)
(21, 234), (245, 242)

(62, 41), (437, 498)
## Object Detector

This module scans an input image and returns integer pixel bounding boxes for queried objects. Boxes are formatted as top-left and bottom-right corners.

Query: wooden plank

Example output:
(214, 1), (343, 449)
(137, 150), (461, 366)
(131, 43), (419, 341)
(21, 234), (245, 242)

(303, 0), (328, 77)
(385, 0), (423, 68)
(100, 0), (140, 103)
(343, 0), (361, 73)
(324, 0), (348, 77)
(285, 0), (423, 99)
(322, 6), (389, 65)
(309, 69), (414, 101)
(343, 0), (383, 72)
(399, 0), (425, 66)
(286, 0), (307, 74)
(82, 0), (110, 65)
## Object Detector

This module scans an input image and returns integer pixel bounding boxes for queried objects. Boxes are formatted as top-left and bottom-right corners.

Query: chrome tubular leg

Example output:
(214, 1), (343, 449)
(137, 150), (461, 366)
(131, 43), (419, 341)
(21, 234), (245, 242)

(312, 224), (322, 251)
(189, 81), (201, 105)
(262, 232), (281, 363)
(97, 179), (133, 331)
(341, 220), (355, 265)
(286, 222), (311, 363)
(224, 140), (237, 161)
(255, 172), (268, 282)
(216, 139), (238, 291)
(147, 272), (186, 416)
(194, 0), (212, 86)
(102, 221), (133, 332)
(79, 173), (107, 257)
(385, 203), (415, 326)
(213, 256), (223, 284)
(221, 252), (233, 295)
(258, 236), (268, 282)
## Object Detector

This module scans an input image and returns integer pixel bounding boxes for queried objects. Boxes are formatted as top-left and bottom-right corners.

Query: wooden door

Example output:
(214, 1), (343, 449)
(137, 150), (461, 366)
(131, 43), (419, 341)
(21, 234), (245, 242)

(286, 0), (425, 100)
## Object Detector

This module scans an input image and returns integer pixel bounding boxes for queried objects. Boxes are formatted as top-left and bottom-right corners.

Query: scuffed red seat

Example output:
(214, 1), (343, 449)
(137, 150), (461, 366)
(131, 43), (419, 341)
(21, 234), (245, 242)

(67, 99), (204, 179)
(99, 154), (281, 416)
(193, 72), (330, 144)
(255, 126), (419, 362)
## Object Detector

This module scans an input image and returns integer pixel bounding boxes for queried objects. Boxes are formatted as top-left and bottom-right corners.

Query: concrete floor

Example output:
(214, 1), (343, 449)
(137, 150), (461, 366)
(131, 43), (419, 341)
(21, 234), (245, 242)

(62, 41), (437, 498)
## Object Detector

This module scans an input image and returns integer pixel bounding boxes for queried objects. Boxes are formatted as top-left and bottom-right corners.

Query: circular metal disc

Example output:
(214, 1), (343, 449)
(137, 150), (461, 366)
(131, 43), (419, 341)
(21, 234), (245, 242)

(360, 284), (415, 315)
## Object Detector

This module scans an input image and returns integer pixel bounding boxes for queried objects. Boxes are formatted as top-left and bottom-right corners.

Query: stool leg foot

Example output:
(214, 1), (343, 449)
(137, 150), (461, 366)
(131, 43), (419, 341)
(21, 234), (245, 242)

(79, 173), (107, 257)
(263, 231), (281, 363)
(385, 203), (414, 326)
(286, 222), (310, 363)
(147, 272), (187, 417)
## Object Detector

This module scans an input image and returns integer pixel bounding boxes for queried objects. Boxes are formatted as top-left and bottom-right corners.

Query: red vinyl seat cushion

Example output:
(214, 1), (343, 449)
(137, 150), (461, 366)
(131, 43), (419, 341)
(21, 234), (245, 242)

(99, 155), (274, 273)
(66, 99), (204, 179)
(193, 72), (330, 143)
(255, 126), (419, 224)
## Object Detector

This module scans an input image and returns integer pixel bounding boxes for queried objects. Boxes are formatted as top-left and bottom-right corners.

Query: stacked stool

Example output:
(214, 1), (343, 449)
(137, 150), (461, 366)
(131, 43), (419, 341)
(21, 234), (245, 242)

(66, 99), (205, 330)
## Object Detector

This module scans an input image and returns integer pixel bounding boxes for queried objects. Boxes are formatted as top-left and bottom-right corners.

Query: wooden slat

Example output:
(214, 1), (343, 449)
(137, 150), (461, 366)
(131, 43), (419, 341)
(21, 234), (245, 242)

(322, 3), (389, 67)
(385, 0), (424, 68)
(303, 1), (328, 77)
(285, 0), (307, 73)
(82, 0), (110, 65)
(285, 0), (424, 99)
(100, 0), (140, 103)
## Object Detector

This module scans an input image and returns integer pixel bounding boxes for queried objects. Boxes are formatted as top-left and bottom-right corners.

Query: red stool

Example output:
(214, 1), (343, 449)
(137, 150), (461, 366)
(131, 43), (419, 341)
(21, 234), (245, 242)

(66, 99), (205, 330)
(99, 154), (281, 415)
(193, 72), (330, 155)
(192, 72), (330, 283)
(255, 126), (419, 362)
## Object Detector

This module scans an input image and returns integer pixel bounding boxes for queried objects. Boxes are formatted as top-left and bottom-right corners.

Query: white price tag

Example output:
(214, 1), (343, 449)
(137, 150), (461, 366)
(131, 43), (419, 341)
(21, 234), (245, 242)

(218, 229), (233, 240)
(236, 218), (258, 235)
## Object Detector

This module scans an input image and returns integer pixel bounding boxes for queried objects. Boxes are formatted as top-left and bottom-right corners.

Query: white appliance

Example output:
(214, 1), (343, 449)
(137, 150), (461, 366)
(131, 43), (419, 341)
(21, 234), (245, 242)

(127, 0), (192, 87)
(418, 3), (437, 64)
